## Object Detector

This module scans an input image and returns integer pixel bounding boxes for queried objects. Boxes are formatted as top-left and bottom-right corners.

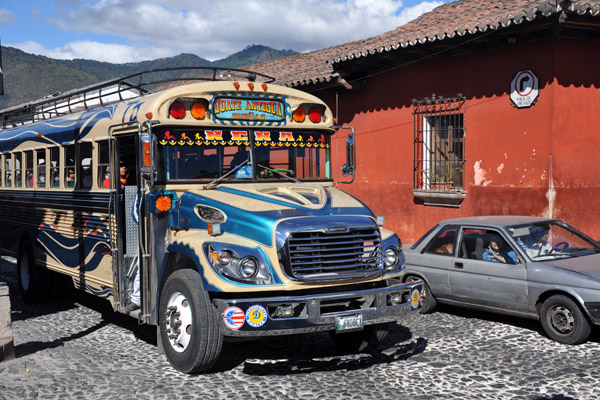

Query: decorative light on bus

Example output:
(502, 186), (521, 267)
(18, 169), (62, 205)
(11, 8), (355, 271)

(247, 82), (254, 91)
(261, 83), (268, 92)
(191, 102), (207, 120)
(308, 107), (323, 123)
(292, 107), (306, 123)
(233, 82), (240, 90)
(155, 195), (173, 212)
(169, 101), (186, 119)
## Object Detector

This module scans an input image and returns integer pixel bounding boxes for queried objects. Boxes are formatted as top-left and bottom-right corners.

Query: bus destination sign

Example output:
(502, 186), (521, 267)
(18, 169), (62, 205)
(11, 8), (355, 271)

(213, 97), (285, 122)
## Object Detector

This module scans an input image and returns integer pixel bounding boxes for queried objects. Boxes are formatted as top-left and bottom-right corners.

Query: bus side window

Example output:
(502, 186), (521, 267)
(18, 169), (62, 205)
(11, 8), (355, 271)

(64, 145), (76, 188)
(37, 149), (46, 188)
(25, 150), (33, 188)
(80, 142), (93, 188)
(5, 154), (12, 188)
(50, 147), (60, 188)
(98, 140), (110, 189)
(14, 153), (22, 188)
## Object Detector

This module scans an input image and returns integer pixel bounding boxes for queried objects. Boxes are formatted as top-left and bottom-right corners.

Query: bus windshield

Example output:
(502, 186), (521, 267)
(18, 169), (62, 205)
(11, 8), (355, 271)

(156, 128), (331, 183)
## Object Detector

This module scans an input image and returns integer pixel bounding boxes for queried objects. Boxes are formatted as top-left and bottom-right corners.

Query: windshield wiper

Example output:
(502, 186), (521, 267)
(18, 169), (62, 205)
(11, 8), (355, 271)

(203, 159), (249, 189)
(257, 163), (301, 184)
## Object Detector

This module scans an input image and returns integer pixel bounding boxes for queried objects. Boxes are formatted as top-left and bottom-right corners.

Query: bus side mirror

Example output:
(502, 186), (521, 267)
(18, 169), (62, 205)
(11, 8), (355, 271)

(338, 126), (355, 184)
(140, 134), (156, 185)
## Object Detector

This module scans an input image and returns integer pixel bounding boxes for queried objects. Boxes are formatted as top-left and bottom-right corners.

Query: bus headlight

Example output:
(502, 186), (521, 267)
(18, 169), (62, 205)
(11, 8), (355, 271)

(205, 244), (273, 284)
(384, 247), (399, 268)
(239, 257), (258, 279)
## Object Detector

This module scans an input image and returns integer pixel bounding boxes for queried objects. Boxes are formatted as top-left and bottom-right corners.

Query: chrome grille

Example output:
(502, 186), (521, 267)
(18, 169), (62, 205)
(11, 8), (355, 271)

(285, 227), (383, 280)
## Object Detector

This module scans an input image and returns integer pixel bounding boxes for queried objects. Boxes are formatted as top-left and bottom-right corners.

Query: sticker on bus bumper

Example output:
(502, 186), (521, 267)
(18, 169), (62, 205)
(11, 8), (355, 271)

(223, 306), (245, 330)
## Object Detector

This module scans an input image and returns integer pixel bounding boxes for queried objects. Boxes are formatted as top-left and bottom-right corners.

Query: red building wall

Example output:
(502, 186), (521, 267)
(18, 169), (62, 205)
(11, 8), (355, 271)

(329, 37), (600, 243)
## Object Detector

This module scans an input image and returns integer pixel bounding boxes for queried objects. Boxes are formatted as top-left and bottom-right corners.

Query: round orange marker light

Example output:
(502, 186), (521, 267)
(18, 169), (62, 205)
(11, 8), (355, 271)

(308, 107), (322, 123)
(292, 107), (306, 123)
(155, 195), (172, 212)
(169, 101), (185, 119)
(191, 102), (207, 120)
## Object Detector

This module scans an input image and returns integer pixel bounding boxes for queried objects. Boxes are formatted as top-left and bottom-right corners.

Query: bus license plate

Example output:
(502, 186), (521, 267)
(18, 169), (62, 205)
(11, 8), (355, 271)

(335, 314), (363, 332)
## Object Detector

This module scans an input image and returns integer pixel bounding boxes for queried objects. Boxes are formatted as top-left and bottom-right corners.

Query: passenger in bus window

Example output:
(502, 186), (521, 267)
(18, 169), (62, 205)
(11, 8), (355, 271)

(66, 168), (75, 187)
(102, 165), (110, 188)
(119, 160), (135, 185)
(82, 167), (92, 188)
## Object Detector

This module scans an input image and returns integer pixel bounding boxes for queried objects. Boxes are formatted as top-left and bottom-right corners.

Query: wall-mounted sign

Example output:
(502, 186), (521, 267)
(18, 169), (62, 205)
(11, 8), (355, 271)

(212, 97), (285, 121)
(510, 70), (539, 108)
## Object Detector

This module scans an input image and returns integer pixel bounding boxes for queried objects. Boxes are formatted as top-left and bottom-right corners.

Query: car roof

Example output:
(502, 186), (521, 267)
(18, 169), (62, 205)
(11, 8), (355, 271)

(440, 215), (555, 228)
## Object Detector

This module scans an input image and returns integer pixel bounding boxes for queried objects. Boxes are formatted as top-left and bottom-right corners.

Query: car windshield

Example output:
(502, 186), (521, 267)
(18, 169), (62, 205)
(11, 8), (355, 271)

(506, 221), (600, 261)
(156, 128), (331, 184)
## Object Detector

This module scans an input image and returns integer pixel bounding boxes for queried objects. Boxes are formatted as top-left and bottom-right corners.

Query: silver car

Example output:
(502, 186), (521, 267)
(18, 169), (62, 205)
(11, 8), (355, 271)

(403, 216), (600, 344)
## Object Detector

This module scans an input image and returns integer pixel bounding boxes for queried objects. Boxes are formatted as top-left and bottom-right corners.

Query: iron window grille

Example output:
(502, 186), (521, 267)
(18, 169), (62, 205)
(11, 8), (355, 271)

(413, 94), (465, 192)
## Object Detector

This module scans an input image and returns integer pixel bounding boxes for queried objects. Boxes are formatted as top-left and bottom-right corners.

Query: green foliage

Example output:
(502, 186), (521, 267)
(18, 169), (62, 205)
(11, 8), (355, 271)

(0, 45), (298, 110)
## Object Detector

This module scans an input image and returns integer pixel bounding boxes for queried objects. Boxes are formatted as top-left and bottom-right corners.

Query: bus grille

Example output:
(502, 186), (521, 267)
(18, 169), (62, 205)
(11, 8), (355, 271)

(285, 228), (383, 281)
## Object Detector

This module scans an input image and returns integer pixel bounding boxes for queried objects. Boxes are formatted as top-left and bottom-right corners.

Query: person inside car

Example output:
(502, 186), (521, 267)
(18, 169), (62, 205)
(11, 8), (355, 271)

(483, 238), (517, 264)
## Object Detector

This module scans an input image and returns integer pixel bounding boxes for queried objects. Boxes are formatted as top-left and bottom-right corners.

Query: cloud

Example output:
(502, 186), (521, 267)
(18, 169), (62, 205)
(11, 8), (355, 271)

(11, 40), (173, 63)
(0, 9), (17, 25)
(39, 0), (443, 62)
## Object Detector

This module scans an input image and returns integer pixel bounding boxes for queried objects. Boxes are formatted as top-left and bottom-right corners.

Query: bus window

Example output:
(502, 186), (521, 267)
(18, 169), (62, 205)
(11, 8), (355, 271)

(80, 142), (93, 188)
(14, 153), (22, 188)
(5, 154), (11, 188)
(37, 149), (46, 188)
(49, 147), (59, 188)
(64, 145), (76, 188)
(98, 141), (110, 189)
(25, 151), (33, 188)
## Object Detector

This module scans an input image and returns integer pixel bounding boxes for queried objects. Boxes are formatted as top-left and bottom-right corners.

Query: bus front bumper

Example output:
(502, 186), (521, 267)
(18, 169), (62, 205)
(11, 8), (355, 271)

(213, 280), (423, 337)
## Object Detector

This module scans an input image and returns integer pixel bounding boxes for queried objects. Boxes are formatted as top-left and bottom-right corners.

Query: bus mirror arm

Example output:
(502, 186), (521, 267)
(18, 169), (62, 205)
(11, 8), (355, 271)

(337, 126), (355, 184)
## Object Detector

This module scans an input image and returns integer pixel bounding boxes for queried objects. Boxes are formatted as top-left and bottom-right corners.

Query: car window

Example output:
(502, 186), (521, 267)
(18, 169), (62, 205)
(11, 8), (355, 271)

(459, 228), (518, 264)
(424, 225), (458, 256)
(410, 224), (439, 250)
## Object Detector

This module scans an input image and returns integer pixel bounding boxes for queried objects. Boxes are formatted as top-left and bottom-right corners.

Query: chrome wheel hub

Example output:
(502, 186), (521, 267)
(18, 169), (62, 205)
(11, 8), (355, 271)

(164, 291), (192, 353)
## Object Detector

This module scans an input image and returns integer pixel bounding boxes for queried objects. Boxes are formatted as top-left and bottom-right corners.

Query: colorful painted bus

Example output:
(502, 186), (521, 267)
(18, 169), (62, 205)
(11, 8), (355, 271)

(0, 67), (422, 373)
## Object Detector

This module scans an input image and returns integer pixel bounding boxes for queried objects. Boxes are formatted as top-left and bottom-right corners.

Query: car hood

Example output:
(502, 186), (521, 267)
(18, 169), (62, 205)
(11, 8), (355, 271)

(542, 253), (600, 280)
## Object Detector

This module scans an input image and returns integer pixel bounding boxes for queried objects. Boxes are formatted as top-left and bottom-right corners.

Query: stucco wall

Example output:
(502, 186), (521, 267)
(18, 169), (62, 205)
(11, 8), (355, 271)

(329, 37), (600, 243)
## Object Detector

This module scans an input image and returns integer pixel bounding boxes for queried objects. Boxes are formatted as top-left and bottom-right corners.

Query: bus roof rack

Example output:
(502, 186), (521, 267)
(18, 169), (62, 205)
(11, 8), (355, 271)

(0, 66), (276, 129)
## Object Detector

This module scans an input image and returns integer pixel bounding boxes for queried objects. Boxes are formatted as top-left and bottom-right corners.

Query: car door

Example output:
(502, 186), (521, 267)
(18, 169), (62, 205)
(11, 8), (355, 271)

(448, 227), (529, 313)
(414, 225), (460, 299)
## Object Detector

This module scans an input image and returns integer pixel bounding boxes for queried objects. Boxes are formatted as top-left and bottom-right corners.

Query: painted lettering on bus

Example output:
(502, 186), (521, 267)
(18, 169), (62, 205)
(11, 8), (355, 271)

(205, 130), (223, 141)
(231, 131), (249, 141)
(279, 132), (294, 142)
(254, 131), (271, 142)
(245, 101), (283, 118)
(213, 99), (242, 114)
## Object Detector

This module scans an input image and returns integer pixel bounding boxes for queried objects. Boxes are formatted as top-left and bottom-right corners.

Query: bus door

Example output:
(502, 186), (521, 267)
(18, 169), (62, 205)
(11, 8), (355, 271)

(109, 132), (145, 318)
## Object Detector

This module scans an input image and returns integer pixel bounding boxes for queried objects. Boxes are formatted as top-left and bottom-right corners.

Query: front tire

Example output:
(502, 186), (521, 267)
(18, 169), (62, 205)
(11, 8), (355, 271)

(539, 294), (591, 345)
(159, 269), (223, 373)
(408, 276), (437, 314)
(329, 323), (390, 353)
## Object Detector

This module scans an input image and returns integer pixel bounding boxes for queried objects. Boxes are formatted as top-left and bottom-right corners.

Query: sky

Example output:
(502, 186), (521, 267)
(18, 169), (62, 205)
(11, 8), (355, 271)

(0, 0), (447, 64)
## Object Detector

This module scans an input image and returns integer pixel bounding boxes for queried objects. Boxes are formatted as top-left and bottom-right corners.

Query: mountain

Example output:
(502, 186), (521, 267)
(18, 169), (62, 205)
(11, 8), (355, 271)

(214, 44), (297, 69)
(0, 45), (297, 110)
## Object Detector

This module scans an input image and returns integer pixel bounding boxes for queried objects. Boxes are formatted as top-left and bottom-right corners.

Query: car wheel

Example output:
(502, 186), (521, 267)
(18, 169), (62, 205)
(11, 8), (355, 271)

(540, 294), (591, 345)
(408, 276), (437, 314)
(329, 323), (390, 353)
(17, 241), (48, 303)
(159, 269), (223, 373)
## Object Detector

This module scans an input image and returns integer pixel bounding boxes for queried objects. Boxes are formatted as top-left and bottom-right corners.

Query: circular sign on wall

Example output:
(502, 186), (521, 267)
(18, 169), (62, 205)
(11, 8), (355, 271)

(510, 70), (539, 108)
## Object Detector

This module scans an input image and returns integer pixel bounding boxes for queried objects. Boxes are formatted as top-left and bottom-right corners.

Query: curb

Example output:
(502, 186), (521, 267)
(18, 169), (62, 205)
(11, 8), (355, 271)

(0, 281), (15, 361)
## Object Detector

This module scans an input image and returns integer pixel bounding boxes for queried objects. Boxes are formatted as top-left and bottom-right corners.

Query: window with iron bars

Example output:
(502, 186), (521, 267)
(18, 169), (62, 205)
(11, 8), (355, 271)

(413, 94), (465, 192)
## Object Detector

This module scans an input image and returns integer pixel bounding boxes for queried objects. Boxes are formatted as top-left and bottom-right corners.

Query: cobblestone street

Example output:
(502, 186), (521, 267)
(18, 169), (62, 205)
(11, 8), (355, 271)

(1, 257), (599, 400)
